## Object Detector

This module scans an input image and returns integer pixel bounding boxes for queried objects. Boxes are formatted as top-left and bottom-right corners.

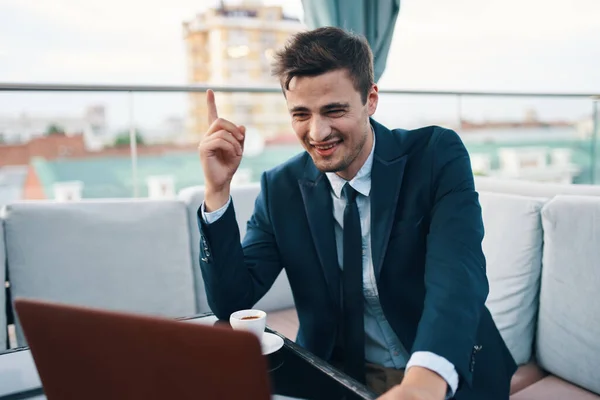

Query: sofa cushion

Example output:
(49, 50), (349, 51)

(0, 219), (6, 350)
(510, 376), (600, 400)
(178, 184), (295, 313)
(510, 362), (548, 395)
(267, 307), (299, 340)
(537, 195), (600, 395)
(4, 200), (197, 346)
(479, 191), (545, 365)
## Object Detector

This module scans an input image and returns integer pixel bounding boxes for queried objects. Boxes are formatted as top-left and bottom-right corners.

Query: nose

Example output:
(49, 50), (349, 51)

(308, 116), (332, 143)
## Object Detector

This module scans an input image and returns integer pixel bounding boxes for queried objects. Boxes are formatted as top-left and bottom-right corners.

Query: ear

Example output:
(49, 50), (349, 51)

(367, 84), (379, 116)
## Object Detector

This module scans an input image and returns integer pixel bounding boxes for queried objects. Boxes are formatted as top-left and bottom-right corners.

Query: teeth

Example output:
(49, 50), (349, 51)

(316, 143), (336, 150)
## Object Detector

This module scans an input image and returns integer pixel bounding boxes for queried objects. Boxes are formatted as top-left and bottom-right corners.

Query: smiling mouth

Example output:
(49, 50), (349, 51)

(311, 140), (341, 157)
(314, 143), (337, 150)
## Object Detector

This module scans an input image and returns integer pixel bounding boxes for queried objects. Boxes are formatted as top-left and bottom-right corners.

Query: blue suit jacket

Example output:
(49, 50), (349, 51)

(199, 120), (517, 399)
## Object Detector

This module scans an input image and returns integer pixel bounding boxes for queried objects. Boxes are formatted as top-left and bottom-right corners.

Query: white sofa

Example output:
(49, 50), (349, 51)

(1, 177), (600, 399)
(474, 189), (600, 398)
(2, 200), (199, 346)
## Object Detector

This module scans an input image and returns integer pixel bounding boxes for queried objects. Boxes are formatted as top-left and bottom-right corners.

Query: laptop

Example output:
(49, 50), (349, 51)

(14, 298), (272, 400)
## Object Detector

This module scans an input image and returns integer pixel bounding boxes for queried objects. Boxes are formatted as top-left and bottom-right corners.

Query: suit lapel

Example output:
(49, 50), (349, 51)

(298, 158), (341, 310)
(370, 119), (408, 283)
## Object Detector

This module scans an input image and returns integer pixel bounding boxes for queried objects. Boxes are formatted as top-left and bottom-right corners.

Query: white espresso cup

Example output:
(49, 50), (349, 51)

(229, 309), (267, 339)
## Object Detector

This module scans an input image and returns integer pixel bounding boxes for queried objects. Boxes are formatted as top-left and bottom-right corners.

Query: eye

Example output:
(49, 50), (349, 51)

(327, 109), (346, 117)
(292, 113), (310, 121)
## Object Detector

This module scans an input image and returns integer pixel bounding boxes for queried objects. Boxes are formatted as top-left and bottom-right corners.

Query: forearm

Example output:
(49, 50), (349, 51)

(199, 204), (256, 319)
(204, 185), (231, 212)
(198, 174), (283, 319)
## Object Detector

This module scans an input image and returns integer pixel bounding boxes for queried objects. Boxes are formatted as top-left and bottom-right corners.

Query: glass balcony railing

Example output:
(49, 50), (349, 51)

(0, 83), (598, 205)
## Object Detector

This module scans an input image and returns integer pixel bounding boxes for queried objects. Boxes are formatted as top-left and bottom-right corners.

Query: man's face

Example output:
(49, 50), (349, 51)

(285, 69), (378, 181)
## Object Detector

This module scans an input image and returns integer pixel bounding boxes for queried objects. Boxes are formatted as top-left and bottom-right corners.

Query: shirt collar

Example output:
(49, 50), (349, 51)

(326, 125), (375, 199)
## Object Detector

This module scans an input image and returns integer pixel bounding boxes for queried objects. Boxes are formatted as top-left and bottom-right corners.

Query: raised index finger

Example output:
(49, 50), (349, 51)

(206, 89), (218, 124)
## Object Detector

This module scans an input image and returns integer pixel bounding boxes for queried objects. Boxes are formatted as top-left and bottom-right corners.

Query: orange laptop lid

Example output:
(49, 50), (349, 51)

(14, 298), (271, 400)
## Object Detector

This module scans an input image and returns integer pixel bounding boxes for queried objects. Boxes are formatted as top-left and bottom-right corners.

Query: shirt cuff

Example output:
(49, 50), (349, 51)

(405, 351), (459, 399)
(201, 197), (231, 224)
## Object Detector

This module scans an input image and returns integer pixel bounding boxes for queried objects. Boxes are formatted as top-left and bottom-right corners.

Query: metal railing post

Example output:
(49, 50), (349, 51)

(592, 98), (599, 184)
(457, 94), (463, 131)
(129, 91), (139, 198)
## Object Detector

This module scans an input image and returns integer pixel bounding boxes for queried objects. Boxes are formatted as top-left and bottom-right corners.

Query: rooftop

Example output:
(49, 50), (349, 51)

(28, 144), (303, 200)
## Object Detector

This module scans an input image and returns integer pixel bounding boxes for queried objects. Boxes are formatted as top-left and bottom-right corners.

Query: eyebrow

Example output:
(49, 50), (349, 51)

(321, 102), (350, 112)
(289, 102), (350, 113)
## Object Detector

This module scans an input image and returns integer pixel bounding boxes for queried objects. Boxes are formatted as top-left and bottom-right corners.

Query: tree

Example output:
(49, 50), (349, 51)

(113, 130), (145, 147)
(46, 124), (66, 136)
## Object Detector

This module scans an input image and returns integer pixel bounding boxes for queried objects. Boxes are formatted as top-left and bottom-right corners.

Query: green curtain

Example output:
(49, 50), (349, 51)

(301, 0), (401, 82)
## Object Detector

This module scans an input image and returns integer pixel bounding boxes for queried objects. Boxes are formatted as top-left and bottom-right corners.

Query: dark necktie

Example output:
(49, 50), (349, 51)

(341, 183), (365, 383)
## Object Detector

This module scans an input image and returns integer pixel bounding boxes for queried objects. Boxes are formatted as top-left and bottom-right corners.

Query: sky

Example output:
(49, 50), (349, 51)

(0, 0), (599, 133)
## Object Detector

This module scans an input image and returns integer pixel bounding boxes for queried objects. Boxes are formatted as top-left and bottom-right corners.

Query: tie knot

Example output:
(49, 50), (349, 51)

(342, 183), (358, 204)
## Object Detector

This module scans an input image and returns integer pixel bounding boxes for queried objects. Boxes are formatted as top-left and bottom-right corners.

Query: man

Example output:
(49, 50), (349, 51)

(197, 27), (516, 400)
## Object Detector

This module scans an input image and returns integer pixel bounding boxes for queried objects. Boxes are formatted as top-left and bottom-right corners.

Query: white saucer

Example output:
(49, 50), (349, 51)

(261, 332), (284, 355)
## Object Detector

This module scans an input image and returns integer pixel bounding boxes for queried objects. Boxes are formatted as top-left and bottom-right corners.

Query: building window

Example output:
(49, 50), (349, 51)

(229, 60), (250, 74)
(263, 9), (279, 21)
(229, 29), (248, 46)
(227, 45), (250, 59)
(262, 32), (277, 47)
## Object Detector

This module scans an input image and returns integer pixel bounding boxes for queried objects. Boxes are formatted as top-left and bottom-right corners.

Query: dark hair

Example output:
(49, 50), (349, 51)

(272, 26), (374, 104)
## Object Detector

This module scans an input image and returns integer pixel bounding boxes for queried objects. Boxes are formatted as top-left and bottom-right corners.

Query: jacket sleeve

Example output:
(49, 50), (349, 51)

(410, 128), (488, 389)
(197, 172), (284, 320)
